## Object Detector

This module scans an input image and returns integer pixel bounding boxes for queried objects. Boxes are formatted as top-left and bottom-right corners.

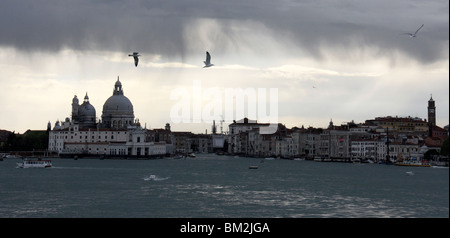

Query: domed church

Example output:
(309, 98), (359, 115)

(48, 77), (170, 158)
(71, 93), (97, 128)
(102, 77), (135, 129)
(68, 77), (135, 129)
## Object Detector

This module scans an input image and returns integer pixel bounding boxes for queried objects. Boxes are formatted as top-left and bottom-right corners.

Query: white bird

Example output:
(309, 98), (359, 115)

(402, 24), (424, 38)
(203, 51), (214, 68)
(128, 52), (140, 67)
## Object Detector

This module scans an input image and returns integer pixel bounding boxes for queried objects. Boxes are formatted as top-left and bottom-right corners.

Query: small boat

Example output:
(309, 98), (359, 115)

(314, 157), (331, 162)
(143, 174), (169, 181)
(173, 154), (185, 159)
(248, 166), (259, 169)
(17, 158), (52, 168)
(188, 153), (196, 158)
(144, 175), (157, 181)
(406, 171), (414, 176)
(395, 160), (432, 167)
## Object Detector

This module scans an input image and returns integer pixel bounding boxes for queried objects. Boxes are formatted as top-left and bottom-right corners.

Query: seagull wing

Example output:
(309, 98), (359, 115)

(205, 51), (211, 65)
(414, 24), (424, 35)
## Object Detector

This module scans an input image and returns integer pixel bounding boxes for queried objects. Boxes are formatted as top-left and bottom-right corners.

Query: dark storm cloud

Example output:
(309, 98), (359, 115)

(0, 0), (188, 57)
(1, 0), (448, 63)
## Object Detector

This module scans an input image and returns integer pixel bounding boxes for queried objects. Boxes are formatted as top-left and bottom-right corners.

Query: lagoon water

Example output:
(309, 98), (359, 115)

(0, 154), (448, 218)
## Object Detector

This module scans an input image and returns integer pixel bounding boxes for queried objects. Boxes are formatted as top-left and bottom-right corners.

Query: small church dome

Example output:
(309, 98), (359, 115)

(78, 93), (96, 124)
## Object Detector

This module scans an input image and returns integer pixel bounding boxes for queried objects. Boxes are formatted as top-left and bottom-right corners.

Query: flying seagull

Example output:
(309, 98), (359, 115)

(203, 51), (214, 68)
(128, 52), (141, 67)
(402, 24), (424, 38)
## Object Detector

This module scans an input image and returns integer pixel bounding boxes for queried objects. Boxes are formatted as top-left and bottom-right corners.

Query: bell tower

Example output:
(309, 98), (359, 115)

(71, 95), (79, 122)
(427, 95), (436, 126)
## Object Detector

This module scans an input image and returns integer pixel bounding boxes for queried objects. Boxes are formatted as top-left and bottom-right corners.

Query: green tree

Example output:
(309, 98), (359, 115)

(441, 137), (449, 156)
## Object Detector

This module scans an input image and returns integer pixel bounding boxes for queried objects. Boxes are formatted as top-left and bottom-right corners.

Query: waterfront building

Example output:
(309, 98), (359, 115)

(228, 118), (269, 155)
(147, 126), (173, 144)
(430, 125), (448, 141)
(365, 116), (429, 135)
(288, 129), (301, 157)
(247, 128), (272, 157)
(318, 129), (352, 160)
(48, 77), (170, 158)
(227, 118), (293, 156)
(351, 135), (391, 162)
(351, 138), (380, 161)
(196, 134), (212, 153)
(172, 131), (195, 153)
(299, 127), (322, 158)
(389, 141), (421, 161)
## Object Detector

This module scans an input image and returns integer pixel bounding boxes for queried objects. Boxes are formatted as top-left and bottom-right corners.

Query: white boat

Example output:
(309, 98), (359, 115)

(395, 160), (432, 167)
(314, 157), (331, 162)
(17, 158), (52, 168)
(144, 175), (157, 181)
(188, 153), (196, 158)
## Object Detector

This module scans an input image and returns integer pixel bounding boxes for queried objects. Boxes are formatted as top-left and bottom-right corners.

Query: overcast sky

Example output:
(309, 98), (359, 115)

(0, 0), (448, 133)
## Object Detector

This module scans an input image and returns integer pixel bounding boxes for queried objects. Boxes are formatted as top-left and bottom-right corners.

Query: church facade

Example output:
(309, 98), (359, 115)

(48, 77), (169, 158)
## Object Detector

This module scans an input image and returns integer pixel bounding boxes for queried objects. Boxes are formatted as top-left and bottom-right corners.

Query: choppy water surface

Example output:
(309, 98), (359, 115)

(0, 154), (448, 217)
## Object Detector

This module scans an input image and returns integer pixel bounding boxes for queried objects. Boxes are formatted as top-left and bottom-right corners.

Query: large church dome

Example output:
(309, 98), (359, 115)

(101, 77), (135, 129)
(103, 94), (134, 113)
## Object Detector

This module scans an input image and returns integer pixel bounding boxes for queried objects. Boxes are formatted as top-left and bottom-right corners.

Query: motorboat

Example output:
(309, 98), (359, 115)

(395, 158), (431, 167)
(188, 153), (196, 158)
(173, 154), (185, 159)
(17, 158), (52, 168)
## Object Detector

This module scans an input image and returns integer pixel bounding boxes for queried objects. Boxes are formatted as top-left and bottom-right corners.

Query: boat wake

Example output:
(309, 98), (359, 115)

(143, 174), (169, 181)
(432, 166), (449, 169)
